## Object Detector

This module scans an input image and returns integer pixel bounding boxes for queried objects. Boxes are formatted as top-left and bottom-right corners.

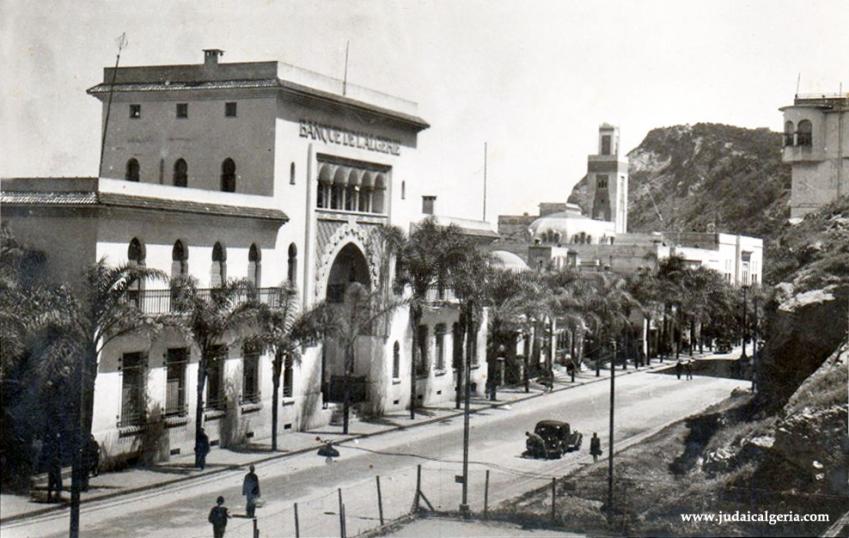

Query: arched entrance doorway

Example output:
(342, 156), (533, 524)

(326, 243), (371, 303)
(322, 243), (375, 410)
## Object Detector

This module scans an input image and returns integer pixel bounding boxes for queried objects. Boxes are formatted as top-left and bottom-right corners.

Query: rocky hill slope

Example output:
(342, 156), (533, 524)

(568, 123), (791, 241)
(759, 196), (849, 401)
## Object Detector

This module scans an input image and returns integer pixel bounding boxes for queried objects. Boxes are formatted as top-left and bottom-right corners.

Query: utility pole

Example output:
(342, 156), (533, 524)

(460, 311), (474, 516)
(482, 142), (488, 222)
(342, 41), (350, 96)
(607, 339), (616, 520)
(741, 285), (749, 360)
(98, 33), (128, 177)
(752, 292), (758, 393)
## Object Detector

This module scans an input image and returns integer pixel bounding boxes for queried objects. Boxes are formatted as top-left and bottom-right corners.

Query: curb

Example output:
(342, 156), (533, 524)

(1, 359), (674, 526)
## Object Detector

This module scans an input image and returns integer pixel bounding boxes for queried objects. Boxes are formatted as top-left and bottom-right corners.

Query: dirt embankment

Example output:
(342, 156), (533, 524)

(500, 344), (848, 536)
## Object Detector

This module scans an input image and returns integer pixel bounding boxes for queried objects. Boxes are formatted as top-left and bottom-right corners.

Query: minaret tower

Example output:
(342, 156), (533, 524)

(586, 124), (629, 234)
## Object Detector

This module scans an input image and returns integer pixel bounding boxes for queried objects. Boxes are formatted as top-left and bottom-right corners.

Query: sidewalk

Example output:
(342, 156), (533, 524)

(0, 356), (677, 524)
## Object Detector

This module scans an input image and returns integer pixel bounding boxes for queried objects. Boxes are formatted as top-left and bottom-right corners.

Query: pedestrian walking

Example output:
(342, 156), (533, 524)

(590, 432), (602, 463)
(566, 361), (576, 382)
(45, 432), (63, 502)
(686, 360), (694, 380)
(675, 360), (683, 380)
(242, 464), (261, 518)
(195, 428), (210, 470)
(81, 434), (100, 491)
(208, 496), (230, 538)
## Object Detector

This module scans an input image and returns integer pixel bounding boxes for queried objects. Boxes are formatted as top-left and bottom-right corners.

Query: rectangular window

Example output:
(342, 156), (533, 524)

(225, 102), (237, 117)
(121, 352), (146, 426)
(422, 196), (436, 215)
(242, 349), (260, 403)
(601, 135), (611, 155)
(165, 348), (188, 416)
(435, 324), (446, 370)
(206, 346), (226, 410)
(416, 325), (429, 376)
(283, 355), (294, 398)
(129, 104), (141, 119)
(176, 103), (188, 118)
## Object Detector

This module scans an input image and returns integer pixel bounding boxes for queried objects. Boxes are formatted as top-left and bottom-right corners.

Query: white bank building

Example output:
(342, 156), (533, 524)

(1, 49), (492, 460)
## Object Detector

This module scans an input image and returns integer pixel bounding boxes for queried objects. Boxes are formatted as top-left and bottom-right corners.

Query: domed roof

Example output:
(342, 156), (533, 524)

(489, 250), (528, 272)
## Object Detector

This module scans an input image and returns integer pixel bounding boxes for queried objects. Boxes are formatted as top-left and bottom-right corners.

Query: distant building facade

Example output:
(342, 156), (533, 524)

(780, 93), (849, 220)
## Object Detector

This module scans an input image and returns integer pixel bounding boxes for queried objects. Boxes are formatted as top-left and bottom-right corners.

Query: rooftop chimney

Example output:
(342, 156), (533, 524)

(203, 49), (225, 67)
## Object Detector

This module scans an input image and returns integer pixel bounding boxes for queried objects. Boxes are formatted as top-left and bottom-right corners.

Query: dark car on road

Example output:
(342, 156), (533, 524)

(715, 339), (733, 354)
(525, 420), (583, 459)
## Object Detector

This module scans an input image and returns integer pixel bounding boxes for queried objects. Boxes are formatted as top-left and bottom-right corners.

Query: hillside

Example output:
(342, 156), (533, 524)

(502, 197), (849, 537)
(568, 123), (791, 241)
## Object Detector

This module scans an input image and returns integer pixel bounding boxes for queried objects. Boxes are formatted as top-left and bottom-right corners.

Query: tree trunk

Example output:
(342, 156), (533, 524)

(689, 320), (696, 357)
(522, 329), (530, 393)
(410, 305), (421, 420)
(455, 312), (465, 410)
(194, 356), (207, 468)
(271, 350), (283, 451)
(343, 344), (353, 435)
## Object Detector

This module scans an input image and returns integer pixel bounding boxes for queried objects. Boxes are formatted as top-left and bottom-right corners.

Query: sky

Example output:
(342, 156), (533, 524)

(1, 0), (847, 221)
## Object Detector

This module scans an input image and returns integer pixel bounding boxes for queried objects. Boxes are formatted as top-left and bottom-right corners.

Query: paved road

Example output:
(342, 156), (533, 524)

(3, 371), (745, 538)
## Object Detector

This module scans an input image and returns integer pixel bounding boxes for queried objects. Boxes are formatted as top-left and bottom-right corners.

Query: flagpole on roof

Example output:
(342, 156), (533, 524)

(342, 41), (350, 96)
(98, 33), (128, 177)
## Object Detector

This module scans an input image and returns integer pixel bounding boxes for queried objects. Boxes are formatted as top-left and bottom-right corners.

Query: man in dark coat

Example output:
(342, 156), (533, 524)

(45, 432), (63, 502)
(195, 428), (210, 470)
(686, 360), (694, 380)
(675, 360), (683, 380)
(242, 464), (260, 517)
(590, 432), (602, 463)
(208, 496), (229, 538)
(81, 434), (100, 491)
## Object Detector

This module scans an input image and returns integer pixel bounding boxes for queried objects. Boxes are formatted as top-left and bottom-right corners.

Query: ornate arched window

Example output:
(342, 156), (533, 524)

(797, 120), (813, 147)
(127, 238), (145, 306)
(174, 158), (188, 187)
(171, 240), (188, 279)
(248, 243), (261, 288)
(125, 159), (140, 181)
(211, 242), (227, 287)
(221, 158), (236, 192)
(784, 121), (795, 147)
(287, 243), (298, 285)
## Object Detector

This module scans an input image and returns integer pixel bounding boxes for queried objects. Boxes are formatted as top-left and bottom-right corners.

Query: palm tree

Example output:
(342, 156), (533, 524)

(584, 272), (640, 370)
(627, 267), (663, 363)
(29, 259), (165, 537)
(321, 282), (406, 433)
(170, 276), (260, 467)
(545, 268), (599, 374)
(381, 218), (465, 419)
(249, 283), (325, 451)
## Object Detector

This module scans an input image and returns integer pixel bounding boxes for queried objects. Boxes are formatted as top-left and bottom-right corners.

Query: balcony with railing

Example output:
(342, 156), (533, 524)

(126, 287), (283, 315)
(424, 285), (459, 304)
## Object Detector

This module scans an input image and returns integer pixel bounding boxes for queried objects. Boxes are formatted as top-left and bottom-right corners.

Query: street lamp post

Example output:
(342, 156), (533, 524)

(752, 292), (758, 393)
(607, 339), (616, 520)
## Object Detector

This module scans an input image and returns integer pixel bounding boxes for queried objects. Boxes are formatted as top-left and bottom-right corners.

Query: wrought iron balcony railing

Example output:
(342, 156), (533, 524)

(126, 287), (283, 315)
(424, 285), (458, 303)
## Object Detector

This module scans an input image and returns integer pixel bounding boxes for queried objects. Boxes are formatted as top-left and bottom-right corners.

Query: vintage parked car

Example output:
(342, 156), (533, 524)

(525, 420), (583, 459)
(715, 339), (733, 354)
